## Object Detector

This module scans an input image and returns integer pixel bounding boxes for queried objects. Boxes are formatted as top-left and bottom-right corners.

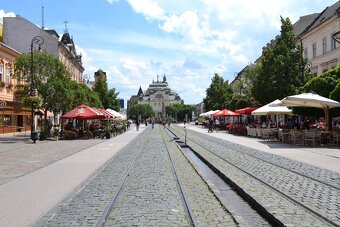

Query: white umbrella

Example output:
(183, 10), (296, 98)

(252, 99), (292, 128)
(251, 99), (292, 115)
(106, 109), (127, 120)
(199, 110), (220, 117)
(281, 92), (340, 109)
(281, 92), (340, 131)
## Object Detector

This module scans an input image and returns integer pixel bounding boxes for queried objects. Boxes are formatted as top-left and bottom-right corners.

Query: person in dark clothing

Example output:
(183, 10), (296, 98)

(136, 117), (140, 131)
(208, 118), (214, 133)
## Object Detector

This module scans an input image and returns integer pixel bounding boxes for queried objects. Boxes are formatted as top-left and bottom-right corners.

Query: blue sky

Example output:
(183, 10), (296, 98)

(0, 0), (337, 105)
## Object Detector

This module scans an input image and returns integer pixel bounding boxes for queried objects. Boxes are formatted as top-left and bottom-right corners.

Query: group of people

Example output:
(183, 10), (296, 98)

(134, 116), (156, 131)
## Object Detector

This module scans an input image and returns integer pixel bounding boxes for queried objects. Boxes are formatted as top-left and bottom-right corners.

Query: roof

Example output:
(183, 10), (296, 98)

(301, 1), (340, 36)
(44, 29), (60, 39)
(137, 86), (143, 96)
(293, 13), (319, 37)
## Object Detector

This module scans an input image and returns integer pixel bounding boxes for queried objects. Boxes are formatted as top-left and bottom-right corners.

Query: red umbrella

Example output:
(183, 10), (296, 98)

(235, 106), (260, 115)
(211, 109), (240, 117)
(61, 105), (106, 119)
(94, 108), (117, 119)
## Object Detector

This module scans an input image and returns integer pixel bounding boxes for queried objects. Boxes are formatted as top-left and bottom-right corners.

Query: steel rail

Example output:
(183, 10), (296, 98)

(160, 127), (198, 227)
(169, 125), (340, 227)
(96, 136), (145, 227)
(170, 126), (340, 190)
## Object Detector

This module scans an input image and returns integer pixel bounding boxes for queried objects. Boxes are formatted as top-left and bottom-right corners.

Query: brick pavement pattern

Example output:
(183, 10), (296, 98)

(172, 125), (339, 226)
(0, 136), (104, 185)
(160, 127), (237, 226)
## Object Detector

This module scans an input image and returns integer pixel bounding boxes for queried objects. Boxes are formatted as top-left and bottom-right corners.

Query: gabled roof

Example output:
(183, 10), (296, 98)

(44, 29), (60, 39)
(293, 13), (319, 37)
(300, 1), (340, 37)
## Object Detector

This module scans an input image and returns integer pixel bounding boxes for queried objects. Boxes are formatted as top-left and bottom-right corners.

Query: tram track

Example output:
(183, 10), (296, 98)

(160, 126), (198, 227)
(97, 126), (205, 226)
(168, 125), (340, 227)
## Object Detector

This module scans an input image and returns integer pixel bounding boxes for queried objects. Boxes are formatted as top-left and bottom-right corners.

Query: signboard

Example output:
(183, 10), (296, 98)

(0, 101), (6, 109)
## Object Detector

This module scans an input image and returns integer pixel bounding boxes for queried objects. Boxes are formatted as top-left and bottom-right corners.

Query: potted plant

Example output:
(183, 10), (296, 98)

(0, 81), (6, 88)
(104, 129), (111, 139)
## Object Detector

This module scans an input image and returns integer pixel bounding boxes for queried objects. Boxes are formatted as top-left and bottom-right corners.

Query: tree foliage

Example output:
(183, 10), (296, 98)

(92, 69), (120, 110)
(165, 103), (194, 121)
(251, 17), (303, 104)
(13, 52), (105, 136)
(129, 103), (154, 120)
(203, 73), (233, 110)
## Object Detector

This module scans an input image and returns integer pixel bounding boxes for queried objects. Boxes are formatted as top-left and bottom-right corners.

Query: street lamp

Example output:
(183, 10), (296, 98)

(293, 41), (307, 85)
(30, 36), (44, 143)
(332, 31), (340, 44)
(81, 74), (90, 84)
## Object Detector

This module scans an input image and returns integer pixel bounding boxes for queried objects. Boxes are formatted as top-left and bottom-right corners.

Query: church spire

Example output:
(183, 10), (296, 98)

(137, 86), (143, 96)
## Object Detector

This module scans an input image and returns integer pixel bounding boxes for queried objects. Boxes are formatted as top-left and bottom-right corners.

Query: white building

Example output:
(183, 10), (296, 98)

(138, 75), (182, 120)
(300, 1), (340, 75)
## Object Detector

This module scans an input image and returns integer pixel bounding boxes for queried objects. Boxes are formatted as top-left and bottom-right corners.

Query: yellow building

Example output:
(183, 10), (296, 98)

(0, 42), (31, 133)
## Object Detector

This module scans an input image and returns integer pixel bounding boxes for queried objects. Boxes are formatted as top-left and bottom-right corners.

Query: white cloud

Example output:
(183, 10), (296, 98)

(0, 9), (16, 24)
(106, 0), (119, 4)
(127, 0), (165, 20)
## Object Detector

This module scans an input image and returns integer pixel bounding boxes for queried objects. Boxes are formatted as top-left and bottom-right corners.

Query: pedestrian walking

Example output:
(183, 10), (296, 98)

(136, 117), (140, 131)
(151, 117), (155, 129)
(208, 117), (214, 133)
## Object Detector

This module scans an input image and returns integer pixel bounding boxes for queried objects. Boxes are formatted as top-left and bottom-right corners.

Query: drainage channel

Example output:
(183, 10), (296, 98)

(180, 145), (272, 227)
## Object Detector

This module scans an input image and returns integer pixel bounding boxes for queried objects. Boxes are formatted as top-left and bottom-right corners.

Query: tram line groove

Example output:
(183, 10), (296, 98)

(160, 126), (198, 227)
(169, 125), (339, 227)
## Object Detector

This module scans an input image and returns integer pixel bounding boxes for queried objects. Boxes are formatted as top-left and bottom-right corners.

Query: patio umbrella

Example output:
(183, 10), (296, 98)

(94, 108), (116, 119)
(211, 109), (240, 117)
(106, 109), (127, 119)
(252, 99), (292, 128)
(281, 92), (340, 131)
(251, 100), (292, 115)
(235, 106), (260, 115)
(61, 104), (106, 119)
(199, 110), (220, 117)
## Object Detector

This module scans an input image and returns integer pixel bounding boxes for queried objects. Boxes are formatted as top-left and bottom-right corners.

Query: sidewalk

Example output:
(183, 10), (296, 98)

(0, 125), (145, 227)
(183, 123), (340, 174)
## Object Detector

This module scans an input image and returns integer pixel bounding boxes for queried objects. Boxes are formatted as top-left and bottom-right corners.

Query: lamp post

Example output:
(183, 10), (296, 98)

(299, 40), (305, 85)
(30, 36), (44, 143)
(332, 31), (340, 44)
(81, 74), (90, 84)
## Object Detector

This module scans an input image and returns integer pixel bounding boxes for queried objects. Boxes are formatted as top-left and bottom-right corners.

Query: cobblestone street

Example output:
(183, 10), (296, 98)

(0, 124), (339, 226)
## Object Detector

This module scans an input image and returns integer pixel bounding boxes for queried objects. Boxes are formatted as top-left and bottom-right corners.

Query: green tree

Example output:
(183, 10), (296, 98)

(203, 73), (233, 110)
(165, 103), (194, 121)
(13, 52), (72, 137)
(251, 17), (303, 104)
(129, 103), (154, 120)
(92, 69), (120, 110)
(107, 88), (120, 111)
(69, 81), (102, 110)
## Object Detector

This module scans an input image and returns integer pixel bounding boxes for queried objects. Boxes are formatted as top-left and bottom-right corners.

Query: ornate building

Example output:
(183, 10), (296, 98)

(0, 41), (31, 133)
(138, 75), (182, 120)
(2, 16), (84, 82)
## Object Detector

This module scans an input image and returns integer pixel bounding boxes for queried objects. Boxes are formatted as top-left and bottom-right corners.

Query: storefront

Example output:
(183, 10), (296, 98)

(0, 100), (31, 134)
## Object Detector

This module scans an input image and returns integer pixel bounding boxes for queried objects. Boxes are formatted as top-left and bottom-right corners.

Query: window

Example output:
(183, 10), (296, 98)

(331, 36), (336, 50)
(6, 67), (10, 84)
(0, 64), (3, 81)
(304, 48), (308, 59)
(322, 37), (327, 54)
(312, 43), (317, 58)
(4, 115), (12, 126)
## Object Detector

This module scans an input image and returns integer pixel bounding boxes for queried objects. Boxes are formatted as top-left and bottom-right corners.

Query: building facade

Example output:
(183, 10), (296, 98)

(300, 1), (340, 75)
(2, 16), (84, 82)
(138, 75), (182, 120)
(0, 42), (31, 133)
